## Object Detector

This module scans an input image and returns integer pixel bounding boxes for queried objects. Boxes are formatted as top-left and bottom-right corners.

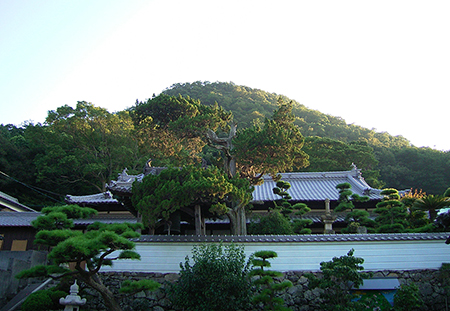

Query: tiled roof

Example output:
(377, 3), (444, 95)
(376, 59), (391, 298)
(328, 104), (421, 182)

(135, 232), (450, 243)
(106, 167), (167, 194)
(0, 211), (137, 227)
(252, 167), (390, 202)
(0, 212), (38, 226)
(65, 191), (119, 205)
(0, 191), (37, 212)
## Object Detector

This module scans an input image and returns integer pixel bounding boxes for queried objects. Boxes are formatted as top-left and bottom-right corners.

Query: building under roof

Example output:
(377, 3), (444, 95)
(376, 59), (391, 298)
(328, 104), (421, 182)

(252, 166), (383, 203)
(251, 165), (400, 213)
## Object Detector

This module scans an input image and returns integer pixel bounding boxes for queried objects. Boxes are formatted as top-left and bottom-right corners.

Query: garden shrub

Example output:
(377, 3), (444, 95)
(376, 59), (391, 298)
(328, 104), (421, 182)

(248, 211), (294, 235)
(21, 288), (66, 311)
(306, 249), (373, 311)
(168, 242), (253, 311)
(251, 250), (293, 311)
(355, 293), (392, 310)
(393, 283), (423, 311)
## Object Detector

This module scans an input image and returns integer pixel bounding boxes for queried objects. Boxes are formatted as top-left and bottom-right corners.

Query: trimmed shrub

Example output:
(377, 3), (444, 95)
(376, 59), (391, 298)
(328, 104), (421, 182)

(168, 243), (253, 311)
(248, 211), (294, 235)
(22, 288), (66, 311)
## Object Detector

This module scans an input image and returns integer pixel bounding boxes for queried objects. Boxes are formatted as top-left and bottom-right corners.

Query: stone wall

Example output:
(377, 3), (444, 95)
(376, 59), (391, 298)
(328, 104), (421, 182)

(80, 269), (448, 311)
(0, 250), (47, 307)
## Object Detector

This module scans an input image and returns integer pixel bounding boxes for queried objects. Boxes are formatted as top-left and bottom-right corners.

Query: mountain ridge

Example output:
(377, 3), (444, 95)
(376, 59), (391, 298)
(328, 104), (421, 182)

(162, 81), (450, 195)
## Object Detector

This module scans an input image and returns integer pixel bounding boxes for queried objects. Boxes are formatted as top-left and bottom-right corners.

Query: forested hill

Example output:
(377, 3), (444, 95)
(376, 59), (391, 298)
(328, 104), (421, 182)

(163, 81), (450, 195)
(163, 81), (410, 149)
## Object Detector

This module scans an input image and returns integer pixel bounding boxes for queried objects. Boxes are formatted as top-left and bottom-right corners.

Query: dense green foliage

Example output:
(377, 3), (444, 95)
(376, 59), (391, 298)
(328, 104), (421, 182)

(132, 165), (253, 234)
(2, 81), (450, 209)
(163, 81), (450, 194)
(168, 243), (253, 311)
(393, 283), (423, 311)
(130, 94), (232, 166)
(334, 183), (374, 233)
(21, 288), (66, 311)
(301, 137), (382, 188)
(16, 204), (157, 311)
(306, 249), (373, 311)
(250, 250), (293, 311)
(272, 180), (312, 234)
(248, 211), (295, 235)
(233, 98), (309, 182)
(374, 189), (409, 233)
(412, 194), (449, 222)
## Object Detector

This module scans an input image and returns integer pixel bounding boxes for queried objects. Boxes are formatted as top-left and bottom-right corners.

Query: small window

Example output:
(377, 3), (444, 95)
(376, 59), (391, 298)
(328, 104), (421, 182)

(11, 240), (27, 251)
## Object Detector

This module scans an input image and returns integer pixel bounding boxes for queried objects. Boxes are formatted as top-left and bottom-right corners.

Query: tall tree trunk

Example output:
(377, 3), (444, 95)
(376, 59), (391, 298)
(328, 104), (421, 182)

(227, 206), (247, 235)
(80, 273), (122, 311)
(227, 211), (238, 235)
(195, 204), (203, 235)
(238, 207), (247, 235)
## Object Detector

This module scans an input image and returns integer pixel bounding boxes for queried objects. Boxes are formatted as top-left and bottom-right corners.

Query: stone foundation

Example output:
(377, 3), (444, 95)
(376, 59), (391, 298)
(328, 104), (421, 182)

(81, 269), (449, 311)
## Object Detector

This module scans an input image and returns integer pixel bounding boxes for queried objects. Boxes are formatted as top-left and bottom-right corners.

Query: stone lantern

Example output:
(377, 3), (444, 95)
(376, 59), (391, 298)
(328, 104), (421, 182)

(59, 280), (87, 311)
(321, 198), (336, 234)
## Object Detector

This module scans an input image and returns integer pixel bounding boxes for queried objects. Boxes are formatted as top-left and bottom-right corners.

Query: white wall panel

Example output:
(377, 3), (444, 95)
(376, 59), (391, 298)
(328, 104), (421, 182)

(101, 238), (450, 273)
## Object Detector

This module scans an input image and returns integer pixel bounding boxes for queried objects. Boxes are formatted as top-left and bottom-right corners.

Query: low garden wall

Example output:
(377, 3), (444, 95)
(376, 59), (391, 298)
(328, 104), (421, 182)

(85, 233), (450, 310)
(102, 233), (450, 273)
(82, 269), (449, 311)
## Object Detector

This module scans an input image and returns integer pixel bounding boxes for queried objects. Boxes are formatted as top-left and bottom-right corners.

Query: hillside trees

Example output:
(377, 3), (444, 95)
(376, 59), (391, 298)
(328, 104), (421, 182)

(16, 205), (156, 311)
(34, 102), (146, 194)
(377, 146), (450, 194)
(301, 137), (382, 188)
(0, 124), (43, 205)
(164, 81), (450, 193)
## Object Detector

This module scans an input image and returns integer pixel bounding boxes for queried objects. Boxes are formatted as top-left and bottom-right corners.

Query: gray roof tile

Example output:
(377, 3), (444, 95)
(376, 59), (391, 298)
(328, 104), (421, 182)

(135, 232), (449, 243)
(252, 168), (393, 202)
(65, 191), (119, 205)
(0, 211), (136, 227)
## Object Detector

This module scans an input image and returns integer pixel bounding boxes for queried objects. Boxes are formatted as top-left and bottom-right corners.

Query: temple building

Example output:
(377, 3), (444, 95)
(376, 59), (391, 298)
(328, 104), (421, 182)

(62, 165), (396, 235)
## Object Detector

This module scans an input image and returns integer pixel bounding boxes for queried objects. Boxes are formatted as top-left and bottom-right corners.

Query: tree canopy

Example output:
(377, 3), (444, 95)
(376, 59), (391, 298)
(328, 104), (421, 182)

(3, 81), (450, 210)
(16, 205), (156, 311)
(233, 98), (309, 182)
(132, 165), (253, 235)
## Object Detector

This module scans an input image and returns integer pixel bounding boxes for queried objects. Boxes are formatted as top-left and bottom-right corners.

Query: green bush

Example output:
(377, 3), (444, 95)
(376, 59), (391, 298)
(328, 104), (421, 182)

(248, 211), (294, 235)
(168, 243), (253, 311)
(306, 249), (373, 311)
(394, 283), (423, 311)
(22, 288), (66, 311)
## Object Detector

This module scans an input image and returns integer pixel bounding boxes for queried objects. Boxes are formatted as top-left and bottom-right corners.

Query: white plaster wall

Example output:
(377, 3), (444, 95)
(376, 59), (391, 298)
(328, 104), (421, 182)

(101, 239), (450, 273)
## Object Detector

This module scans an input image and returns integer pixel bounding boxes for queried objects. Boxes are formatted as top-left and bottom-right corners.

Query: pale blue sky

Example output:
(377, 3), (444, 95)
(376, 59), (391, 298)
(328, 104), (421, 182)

(1, 0), (449, 150)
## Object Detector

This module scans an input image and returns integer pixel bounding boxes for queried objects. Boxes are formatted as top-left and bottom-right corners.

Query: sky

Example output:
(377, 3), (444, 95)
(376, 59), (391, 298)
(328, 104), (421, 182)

(1, 0), (449, 150)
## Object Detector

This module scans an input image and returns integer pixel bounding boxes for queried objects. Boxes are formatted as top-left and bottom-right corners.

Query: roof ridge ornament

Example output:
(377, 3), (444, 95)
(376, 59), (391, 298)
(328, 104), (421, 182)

(351, 163), (363, 179)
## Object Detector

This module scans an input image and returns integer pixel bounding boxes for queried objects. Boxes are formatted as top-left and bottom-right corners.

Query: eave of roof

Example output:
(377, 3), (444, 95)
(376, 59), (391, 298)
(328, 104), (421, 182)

(135, 232), (450, 243)
(65, 191), (119, 205)
(0, 191), (37, 212)
(0, 211), (137, 227)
